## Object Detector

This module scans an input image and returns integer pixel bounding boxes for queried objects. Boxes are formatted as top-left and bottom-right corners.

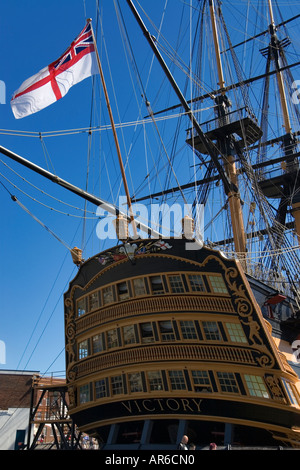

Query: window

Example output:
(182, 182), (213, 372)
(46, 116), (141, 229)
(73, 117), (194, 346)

(89, 291), (100, 311)
(78, 340), (89, 359)
(217, 372), (239, 393)
(79, 384), (90, 404)
(208, 275), (228, 293)
(77, 297), (87, 316)
(180, 320), (198, 340)
(132, 278), (146, 296)
(111, 375), (124, 395)
(191, 370), (212, 392)
(158, 321), (175, 341)
(188, 274), (205, 292)
(244, 375), (269, 399)
(282, 379), (299, 405)
(226, 323), (247, 343)
(107, 328), (119, 349)
(203, 321), (221, 341)
(128, 372), (143, 393)
(150, 276), (164, 295)
(147, 371), (163, 391)
(103, 285), (114, 305)
(140, 322), (155, 343)
(168, 275), (185, 293)
(117, 282), (130, 301)
(95, 379), (108, 399)
(168, 370), (186, 390)
(92, 334), (104, 353)
(123, 325), (137, 345)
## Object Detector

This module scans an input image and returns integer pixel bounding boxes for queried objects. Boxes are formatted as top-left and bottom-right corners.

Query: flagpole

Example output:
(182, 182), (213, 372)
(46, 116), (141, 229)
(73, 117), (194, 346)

(88, 19), (138, 239)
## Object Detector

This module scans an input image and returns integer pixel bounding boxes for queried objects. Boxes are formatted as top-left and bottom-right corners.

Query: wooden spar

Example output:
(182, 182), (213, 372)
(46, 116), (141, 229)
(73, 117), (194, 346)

(88, 19), (137, 239)
(126, 0), (233, 199)
(0, 144), (161, 239)
(267, 1), (291, 135)
(209, 0), (225, 92)
(208, 0), (247, 259)
(266, 1), (300, 242)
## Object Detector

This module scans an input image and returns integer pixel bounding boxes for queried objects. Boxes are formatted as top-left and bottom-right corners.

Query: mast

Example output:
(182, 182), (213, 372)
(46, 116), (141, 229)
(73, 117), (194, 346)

(208, 0), (247, 260)
(265, 1), (300, 243)
(88, 19), (137, 239)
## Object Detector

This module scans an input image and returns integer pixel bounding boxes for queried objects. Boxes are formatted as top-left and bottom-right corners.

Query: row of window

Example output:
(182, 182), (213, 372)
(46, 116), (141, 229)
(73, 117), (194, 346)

(76, 272), (228, 316)
(78, 369), (300, 408)
(78, 320), (248, 359)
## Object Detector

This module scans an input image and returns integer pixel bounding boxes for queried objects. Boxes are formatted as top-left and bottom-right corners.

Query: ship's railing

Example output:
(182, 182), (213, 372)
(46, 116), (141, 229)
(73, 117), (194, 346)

(75, 343), (257, 379)
(186, 106), (257, 139)
(76, 294), (236, 334)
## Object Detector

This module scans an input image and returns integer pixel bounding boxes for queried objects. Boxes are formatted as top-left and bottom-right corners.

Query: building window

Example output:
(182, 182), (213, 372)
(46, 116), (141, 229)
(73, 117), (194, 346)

(188, 274), (205, 292)
(78, 340), (89, 359)
(107, 328), (119, 349)
(103, 285), (114, 305)
(158, 321), (175, 341)
(117, 282), (130, 301)
(217, 372), (239, 393)
(150, 276), (164, 295)
(202, 321), (221, 341)
(226, 323), (247, 344)
(147, 371), (163, 391)
(77, 297), (87, 317)
(111, 375), (124, 395)
(89, 291), (100, 311)
(180, 320), (198, 340)
(168, 275), (185, 293)
(208, 275), (228, 293)
(95, 379), (107, 399)
(128, 372), (143, 393)
(123, 325), (137, 345)
(282, 379), (299, 405)
(132, 278), (146, 296)
(140, 322), (155, 343)
(191, 370), (212, 392)
(168, 370), (186, 390)
(244, 375), (269, 399)
(79, 384), (90, 404)
(92, 334), (104, 353)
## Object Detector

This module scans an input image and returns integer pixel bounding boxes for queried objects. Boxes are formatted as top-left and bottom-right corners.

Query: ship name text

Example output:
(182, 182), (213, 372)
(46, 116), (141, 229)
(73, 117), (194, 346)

(121, 397), (203, 414)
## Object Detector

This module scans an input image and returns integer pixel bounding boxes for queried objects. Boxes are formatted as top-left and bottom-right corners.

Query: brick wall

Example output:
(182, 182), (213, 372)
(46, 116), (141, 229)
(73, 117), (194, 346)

(0, 372), (36, 410)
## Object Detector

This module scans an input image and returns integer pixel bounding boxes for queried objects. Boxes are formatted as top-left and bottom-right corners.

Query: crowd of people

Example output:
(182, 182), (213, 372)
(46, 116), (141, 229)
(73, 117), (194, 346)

(178, 435), (217, 451)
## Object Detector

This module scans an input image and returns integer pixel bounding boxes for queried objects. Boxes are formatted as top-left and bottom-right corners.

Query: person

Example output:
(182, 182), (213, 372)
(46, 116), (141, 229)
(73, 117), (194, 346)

(189, 442), (196, 450)
(178, 435), (189, 450)
(209, 442), (217, 450)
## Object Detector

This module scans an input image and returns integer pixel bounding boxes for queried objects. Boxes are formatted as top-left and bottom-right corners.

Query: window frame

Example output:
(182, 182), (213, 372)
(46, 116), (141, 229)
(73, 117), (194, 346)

(217, 371), (240, 394)
(78, 339), (89, 359)
(168, 370), (187, 390)
(147, 370), (164, 391)
(191, 370), (213, 393)
(202, 321), (222, 341)
(167, 274), (185, 293)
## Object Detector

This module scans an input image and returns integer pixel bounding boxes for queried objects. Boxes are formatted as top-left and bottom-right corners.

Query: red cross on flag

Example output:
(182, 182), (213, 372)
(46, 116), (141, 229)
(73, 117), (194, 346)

(11, 20), (98, 119)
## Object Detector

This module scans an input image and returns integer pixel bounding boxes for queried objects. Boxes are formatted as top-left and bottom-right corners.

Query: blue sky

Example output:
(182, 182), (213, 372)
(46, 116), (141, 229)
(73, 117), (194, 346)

(1, 0), (300, 377)
(0, 0), (187, 376)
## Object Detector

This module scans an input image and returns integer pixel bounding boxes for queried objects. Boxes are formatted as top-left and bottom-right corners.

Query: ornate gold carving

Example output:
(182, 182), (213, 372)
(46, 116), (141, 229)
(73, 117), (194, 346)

(265, 375), (286, 403)
(64, 296), (77, 383)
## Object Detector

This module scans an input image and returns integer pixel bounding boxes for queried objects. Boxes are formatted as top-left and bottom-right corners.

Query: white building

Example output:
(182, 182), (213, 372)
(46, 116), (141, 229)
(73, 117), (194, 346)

(0, 370), (38, 450)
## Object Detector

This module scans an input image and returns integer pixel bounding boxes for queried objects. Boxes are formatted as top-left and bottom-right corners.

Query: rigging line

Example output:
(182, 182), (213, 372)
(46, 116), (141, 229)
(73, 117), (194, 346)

(16, 245), (75, 372)
(0, 108), (214, 138)
(0, 169), (98, 219)
(0, 175), (75, 251)
(39, 133), (56, 175)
